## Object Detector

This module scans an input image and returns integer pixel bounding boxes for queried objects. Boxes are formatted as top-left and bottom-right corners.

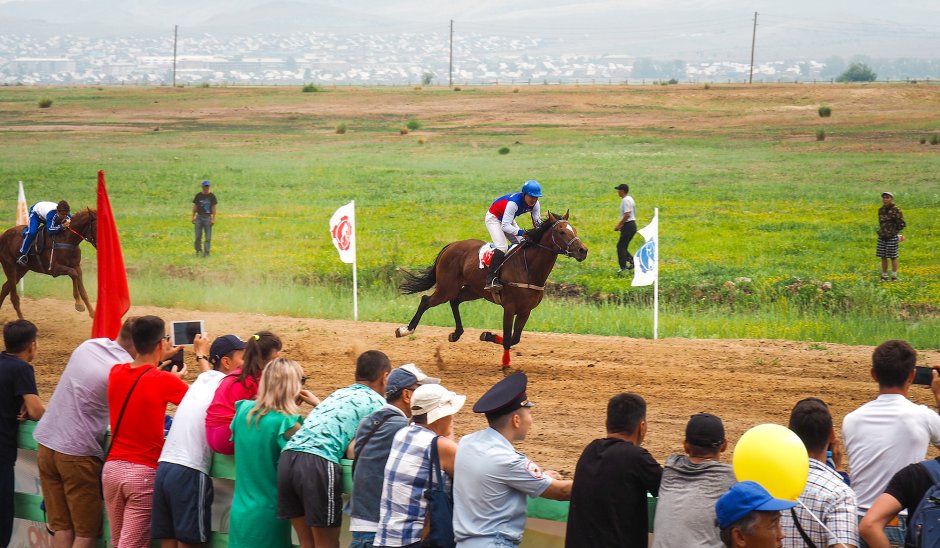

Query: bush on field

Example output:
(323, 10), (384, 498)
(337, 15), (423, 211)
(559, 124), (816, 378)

(399, 127), (409, 135)
(816, 129), (826, 141)
(302, 83), (322, 93)
(38, 98), (52, 108)
(198, 82), (210, 88)
(818, 105), (831, 117)
(498, 146), (510, 155)
(453, 86), (462, 91)
(406, 118), (421, 131)
(931, 134), (940, 145)
(335, 122), (347, 134)
(421, 72), (434, 85)
(668, 78), (679, 85)
(703, 83), (711, 90)
(920, 137), (927, 144)
(836, 63), (877, 83)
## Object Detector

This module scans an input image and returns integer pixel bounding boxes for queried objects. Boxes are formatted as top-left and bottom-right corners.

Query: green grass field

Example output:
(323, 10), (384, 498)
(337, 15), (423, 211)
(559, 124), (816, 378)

(0, 84), (937, 347)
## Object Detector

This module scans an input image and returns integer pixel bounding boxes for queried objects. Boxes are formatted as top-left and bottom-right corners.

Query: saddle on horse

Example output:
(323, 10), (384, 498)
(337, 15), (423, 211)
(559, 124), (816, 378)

(17, 228), (48, 266)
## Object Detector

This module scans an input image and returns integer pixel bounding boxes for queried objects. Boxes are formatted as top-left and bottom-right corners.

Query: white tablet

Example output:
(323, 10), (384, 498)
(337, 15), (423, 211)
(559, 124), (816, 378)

(170, 320), (204, 346)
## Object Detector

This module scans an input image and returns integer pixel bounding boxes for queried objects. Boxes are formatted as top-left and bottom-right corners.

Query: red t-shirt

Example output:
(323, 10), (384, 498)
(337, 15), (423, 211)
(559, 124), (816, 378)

(107, 363), (188, 468)
(204, 369), (259, 429)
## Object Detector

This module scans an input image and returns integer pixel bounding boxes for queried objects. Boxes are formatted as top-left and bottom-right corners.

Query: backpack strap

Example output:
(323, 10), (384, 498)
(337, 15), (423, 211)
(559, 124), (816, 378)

(427, 435), (444, 491)
(789, 507), (819, 548)
(921, 459), (940, 486)
(352, 412), (396, 474)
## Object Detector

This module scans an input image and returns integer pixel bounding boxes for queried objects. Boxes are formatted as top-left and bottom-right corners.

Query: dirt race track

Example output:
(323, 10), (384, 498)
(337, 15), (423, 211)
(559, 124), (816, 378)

(16, 297), (940, 475)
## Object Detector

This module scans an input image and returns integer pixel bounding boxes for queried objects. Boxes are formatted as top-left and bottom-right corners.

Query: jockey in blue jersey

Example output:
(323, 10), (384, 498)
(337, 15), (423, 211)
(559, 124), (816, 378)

(18, 200), (71, 266)
(483, 180), (543, 290)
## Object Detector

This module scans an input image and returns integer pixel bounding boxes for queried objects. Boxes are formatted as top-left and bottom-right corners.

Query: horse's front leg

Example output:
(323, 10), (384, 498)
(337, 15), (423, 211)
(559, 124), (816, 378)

(1, 264), (25, 319)
(72, 266), (94, 317)
(500, 307), (514, 369)
(510, 309), (531, 347)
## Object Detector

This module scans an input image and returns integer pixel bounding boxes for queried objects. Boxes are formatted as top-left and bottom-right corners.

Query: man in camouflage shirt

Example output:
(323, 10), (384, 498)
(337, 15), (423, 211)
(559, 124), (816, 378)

(877, 191), (906, 281)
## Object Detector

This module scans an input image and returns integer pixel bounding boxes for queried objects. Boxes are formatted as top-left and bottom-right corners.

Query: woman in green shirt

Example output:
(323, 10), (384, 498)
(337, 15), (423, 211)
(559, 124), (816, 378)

(229, 357), (319, 547)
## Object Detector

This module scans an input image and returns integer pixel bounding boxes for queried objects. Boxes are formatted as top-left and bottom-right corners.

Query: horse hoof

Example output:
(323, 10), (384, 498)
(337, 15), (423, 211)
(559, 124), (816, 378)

(75, 303), (85, 312)
(448, 332), (462, 343)
(480, 332), (496, 343)
(395, 326), (412, 338)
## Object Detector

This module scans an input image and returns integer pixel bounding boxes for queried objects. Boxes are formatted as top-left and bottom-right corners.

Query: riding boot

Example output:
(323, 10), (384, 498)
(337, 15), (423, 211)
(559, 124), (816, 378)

(485, 250), (505, 290)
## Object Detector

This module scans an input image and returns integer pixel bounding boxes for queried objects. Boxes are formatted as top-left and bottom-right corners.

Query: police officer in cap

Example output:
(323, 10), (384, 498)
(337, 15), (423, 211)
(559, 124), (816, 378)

(453, 372), (572, 547)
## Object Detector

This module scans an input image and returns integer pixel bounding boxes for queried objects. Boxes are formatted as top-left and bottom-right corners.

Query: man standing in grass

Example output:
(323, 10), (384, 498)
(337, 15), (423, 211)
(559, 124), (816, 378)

(192, 180), (217, 257)
(876, 191), (905, 282)
(614, 183), (637, 275)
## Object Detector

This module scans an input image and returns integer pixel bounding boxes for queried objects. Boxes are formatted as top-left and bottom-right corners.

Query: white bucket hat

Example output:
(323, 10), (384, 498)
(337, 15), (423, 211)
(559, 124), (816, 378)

(411, 384), (466, 424)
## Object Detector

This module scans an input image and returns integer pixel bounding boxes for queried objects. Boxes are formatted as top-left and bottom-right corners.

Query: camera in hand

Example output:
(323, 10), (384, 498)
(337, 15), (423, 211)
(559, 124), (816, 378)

(913, 366), (938, 386)
(162, 348), (184, 371)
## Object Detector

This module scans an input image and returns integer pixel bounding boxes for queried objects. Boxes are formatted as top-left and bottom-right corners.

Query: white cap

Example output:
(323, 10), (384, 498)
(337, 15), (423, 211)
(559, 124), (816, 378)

(399, 363), (440, 385)
(411, 384), (466, 424)
(882, 191), (894, 198)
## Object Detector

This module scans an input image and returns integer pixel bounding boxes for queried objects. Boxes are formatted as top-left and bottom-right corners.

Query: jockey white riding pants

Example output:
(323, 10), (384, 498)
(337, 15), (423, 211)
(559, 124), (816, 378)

(485, 212), (520, 252)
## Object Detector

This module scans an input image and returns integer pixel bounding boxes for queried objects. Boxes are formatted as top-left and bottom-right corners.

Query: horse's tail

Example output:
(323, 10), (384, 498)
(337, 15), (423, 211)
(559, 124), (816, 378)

(399, 244), (452, 295)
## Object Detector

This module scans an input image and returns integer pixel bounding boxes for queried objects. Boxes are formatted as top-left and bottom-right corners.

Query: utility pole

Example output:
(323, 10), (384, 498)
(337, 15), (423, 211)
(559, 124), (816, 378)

(172, 25), (178, 87)
(748, 12), (758, 84)
(449, 20), (454, 87)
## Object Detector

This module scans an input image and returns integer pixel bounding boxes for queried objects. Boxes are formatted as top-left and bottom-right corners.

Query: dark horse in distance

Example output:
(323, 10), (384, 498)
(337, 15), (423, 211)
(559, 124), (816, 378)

(396, 210), (588, 368)
(0, 208), (97, 319)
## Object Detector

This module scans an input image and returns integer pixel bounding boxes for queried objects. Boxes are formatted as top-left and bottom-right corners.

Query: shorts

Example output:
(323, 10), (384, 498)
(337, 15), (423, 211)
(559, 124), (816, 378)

(37, 444), (103, 538)
(277, 450), (342, 528)
(151, 462), (213, 544)
(876, 236), (899, 259)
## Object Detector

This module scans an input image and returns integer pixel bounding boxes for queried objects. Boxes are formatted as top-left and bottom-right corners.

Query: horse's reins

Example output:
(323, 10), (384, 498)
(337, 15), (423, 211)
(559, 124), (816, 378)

(495, 220), (581, 294)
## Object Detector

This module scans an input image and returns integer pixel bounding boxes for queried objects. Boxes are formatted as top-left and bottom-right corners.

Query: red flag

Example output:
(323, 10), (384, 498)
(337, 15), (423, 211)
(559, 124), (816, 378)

(91, 171), (130, 339)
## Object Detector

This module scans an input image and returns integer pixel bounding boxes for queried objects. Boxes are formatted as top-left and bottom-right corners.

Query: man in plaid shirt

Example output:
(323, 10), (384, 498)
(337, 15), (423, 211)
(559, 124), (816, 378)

(781, 398), (858, 548)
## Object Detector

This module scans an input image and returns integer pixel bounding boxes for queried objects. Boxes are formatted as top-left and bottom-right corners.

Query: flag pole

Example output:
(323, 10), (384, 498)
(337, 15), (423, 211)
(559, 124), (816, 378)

(352, 200), (358, 321)
(653, 207), (659, 340)
(16, 181), (26, 296)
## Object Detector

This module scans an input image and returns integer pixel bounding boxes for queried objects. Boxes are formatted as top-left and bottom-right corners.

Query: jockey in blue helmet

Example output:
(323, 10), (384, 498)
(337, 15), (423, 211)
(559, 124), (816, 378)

(17, 200), (71, 266)
(483, 180), (543, 290)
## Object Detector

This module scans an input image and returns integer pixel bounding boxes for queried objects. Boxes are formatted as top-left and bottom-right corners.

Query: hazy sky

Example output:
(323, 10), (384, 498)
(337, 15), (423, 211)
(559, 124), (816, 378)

(1, 0), (938, 59)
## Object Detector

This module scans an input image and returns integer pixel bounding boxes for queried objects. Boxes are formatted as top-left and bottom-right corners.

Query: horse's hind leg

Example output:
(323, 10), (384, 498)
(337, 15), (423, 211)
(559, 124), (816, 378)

(448, 300), (464, 342)
(1, 265), (25, 319)
(396, 290), (451, 338)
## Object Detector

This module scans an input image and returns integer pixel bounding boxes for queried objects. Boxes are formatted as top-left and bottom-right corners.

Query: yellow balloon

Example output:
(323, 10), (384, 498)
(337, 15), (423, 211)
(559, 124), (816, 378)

(732, 423), (809, 501)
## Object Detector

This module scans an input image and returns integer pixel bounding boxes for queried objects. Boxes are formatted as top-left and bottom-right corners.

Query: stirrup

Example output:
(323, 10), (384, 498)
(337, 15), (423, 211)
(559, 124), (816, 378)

(16, 254), (28, 266)
(484, 278), (503, 291)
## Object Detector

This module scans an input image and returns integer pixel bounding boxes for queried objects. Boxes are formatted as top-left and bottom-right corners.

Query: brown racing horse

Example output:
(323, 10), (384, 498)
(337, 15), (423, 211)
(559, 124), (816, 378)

(0, 208), (97, 319)
(396, 210), (588, 369)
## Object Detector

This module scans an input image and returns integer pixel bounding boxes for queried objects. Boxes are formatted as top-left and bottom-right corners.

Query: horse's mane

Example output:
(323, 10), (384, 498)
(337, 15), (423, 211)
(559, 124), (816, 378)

(523, 212), (561, 243)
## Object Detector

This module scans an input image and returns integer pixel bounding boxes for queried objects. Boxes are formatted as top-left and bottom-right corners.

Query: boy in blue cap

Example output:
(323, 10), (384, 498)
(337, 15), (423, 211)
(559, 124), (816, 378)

(716, 481), (796, 548)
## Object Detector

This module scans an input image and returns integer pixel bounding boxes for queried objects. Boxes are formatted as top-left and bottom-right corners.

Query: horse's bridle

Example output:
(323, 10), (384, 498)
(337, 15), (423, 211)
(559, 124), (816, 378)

(534, 220), (582, 258)
(64, 221), (97, 249)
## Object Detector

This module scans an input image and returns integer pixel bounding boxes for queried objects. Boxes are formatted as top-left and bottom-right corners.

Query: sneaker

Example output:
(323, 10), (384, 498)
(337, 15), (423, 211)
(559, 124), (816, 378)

(891, 276), (898, 282)
(880, 275), (889, 282)
(16, 255), (27, 266)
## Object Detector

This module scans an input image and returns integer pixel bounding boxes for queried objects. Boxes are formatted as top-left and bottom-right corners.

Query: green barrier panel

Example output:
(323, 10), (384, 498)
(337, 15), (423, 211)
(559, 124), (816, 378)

(210, 454), (353, 494)
(527, 497), (569, 522)
(17, 420), (37, 451)
(13, 492), (45, 522)
(526, 494), (657, 530)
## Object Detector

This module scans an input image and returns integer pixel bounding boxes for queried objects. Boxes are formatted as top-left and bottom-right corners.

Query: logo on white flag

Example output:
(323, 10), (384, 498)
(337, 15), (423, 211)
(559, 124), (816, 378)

(329, 201), (356, 264)
(631, 211), (658, 287)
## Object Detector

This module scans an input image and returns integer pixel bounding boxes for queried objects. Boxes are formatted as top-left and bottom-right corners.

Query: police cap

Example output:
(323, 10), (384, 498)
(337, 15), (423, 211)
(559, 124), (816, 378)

(472, 372), (535, 418)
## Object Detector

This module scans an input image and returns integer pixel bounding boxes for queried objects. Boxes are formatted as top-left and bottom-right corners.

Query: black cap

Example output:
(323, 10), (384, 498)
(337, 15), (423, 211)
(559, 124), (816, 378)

(685, 413), (725, 448)
(209, 335), (246, 365)
(473, 372), (535, 418)
(614, 184), (629, 192)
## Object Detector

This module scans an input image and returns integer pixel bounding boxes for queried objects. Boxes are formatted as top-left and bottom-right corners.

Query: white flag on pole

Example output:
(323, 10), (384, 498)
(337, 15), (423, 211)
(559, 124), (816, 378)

(329, 201), (356, 264)
(631, 210), (658, 287)
(16, 181), (28, 226)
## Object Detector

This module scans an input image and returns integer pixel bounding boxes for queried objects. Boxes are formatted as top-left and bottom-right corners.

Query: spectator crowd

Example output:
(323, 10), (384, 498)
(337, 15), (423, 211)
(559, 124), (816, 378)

(1, 314), (938, 548)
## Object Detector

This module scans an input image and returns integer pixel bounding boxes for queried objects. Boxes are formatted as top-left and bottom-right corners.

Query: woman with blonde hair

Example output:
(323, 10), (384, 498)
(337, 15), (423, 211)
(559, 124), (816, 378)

(229, 357), (319, 548)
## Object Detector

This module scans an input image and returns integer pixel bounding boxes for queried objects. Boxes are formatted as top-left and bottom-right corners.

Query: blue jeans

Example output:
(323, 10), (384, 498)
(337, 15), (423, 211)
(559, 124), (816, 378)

(194, 216), (212, 255)
(350, 531), (375, 548)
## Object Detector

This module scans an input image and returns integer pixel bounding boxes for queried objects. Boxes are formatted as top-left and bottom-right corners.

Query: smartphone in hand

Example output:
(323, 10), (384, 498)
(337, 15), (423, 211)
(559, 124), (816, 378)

(913, 366), (938, 386)
(162, 348), (184, 371)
